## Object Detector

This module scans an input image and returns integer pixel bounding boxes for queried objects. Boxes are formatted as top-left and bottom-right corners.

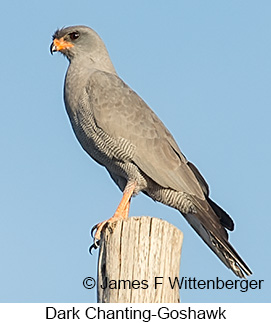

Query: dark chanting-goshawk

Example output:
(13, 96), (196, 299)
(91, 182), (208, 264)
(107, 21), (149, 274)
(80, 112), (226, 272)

(50, 25), (252, 278)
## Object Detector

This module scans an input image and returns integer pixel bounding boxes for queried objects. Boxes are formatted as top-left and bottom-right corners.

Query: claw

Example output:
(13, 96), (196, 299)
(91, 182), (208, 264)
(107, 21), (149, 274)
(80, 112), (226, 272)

(89, 239), (100, 254)
(89, 223), (100, 254)
(91, 224), (98, 238)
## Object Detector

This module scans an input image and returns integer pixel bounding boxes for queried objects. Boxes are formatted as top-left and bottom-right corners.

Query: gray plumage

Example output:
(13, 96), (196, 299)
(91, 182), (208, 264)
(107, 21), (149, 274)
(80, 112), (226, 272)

(51, 25), (252, 278)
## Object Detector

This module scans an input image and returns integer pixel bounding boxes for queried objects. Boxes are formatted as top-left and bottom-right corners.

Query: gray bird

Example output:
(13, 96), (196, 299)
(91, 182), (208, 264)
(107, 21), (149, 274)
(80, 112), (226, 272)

(50, 25), (252, 278)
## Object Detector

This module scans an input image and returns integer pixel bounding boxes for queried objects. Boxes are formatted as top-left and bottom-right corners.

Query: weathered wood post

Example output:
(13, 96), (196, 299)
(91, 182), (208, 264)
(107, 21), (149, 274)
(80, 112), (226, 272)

(97, 216), (183, 303)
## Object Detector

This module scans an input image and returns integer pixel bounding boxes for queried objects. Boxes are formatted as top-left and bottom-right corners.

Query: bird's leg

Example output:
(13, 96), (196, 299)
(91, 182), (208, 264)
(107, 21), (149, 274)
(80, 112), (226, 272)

(90, 182), (136, 252)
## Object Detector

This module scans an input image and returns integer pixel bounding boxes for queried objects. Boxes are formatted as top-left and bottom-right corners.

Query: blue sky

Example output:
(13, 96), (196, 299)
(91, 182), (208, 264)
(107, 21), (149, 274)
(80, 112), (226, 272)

(0, 1), (270, 303)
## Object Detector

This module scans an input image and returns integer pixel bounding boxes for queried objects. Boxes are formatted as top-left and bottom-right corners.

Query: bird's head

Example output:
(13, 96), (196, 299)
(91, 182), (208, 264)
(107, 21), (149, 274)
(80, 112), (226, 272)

(50, 25), (115, 73)
(50, 26), (96, 59)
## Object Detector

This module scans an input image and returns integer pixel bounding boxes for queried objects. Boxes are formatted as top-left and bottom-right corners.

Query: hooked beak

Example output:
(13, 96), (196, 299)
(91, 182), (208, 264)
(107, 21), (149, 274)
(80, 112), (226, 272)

(50, 38), (74, 55)
(50, 42), (57, 55)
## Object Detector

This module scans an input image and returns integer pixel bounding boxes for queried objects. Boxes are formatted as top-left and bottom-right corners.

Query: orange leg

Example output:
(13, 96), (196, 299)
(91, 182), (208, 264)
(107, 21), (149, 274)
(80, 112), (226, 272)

(90, 182), (136, 250)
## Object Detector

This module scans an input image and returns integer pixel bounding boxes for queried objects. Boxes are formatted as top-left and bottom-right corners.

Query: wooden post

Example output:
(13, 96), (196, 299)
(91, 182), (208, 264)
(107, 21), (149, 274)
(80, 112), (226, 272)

(97, 216), (183, 303)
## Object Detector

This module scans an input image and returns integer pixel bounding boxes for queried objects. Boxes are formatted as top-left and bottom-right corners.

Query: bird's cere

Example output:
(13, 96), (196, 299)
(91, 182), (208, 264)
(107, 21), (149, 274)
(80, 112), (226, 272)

(50, 37), (74, 54)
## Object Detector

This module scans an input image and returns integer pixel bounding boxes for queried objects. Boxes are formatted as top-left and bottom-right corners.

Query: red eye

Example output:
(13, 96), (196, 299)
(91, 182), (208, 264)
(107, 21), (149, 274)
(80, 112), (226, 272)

(69, 32), (80, 40)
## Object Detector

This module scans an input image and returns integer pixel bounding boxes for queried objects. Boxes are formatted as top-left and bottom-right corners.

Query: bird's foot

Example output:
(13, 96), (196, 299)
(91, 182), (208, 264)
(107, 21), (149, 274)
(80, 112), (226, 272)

(88, 182), (136, 254)
(89, 216), (122, 254)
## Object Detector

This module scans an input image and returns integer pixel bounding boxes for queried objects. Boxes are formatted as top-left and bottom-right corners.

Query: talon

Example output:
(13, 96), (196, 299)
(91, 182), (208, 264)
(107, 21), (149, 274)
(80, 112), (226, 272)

(95, 239), (100, 248)
(89, 243), (95, 255)
(91, 224), (98, 238)
(89, 239), (100, 254)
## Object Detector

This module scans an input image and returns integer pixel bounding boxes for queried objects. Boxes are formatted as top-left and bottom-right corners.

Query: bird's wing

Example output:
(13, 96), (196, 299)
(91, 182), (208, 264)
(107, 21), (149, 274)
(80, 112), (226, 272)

(84, 71), (252, 278)
(85, 70), (207, 199)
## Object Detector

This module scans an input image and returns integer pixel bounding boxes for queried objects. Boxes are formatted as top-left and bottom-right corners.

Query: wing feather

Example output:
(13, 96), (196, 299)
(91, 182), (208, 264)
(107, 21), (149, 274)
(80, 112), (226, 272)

(86, 71), (205, 198)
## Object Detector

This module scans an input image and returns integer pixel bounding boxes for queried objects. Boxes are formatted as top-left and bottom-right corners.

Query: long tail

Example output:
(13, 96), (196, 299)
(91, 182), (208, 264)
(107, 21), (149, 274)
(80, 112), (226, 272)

(183, 199), (252, 278)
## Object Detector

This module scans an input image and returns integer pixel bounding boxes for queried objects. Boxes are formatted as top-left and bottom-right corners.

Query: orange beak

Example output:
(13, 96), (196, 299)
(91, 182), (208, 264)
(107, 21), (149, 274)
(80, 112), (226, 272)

(50, 37), (74, 54)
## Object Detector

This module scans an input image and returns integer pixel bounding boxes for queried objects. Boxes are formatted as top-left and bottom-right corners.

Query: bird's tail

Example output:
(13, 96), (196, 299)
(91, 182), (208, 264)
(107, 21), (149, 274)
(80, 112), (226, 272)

(183, 205), (252, 279)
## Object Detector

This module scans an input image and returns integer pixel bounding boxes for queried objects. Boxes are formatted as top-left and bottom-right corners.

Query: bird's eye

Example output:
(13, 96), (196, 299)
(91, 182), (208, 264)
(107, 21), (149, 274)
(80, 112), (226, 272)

(69, 32), (80, 40)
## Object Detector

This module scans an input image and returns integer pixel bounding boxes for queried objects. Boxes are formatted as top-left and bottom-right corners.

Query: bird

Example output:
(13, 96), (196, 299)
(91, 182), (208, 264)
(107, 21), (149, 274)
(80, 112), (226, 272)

(50, 25), (252, 278)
